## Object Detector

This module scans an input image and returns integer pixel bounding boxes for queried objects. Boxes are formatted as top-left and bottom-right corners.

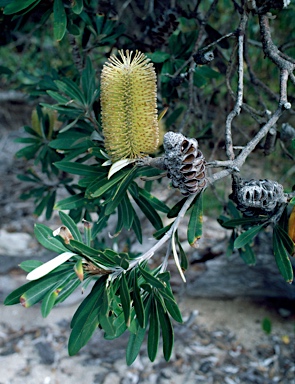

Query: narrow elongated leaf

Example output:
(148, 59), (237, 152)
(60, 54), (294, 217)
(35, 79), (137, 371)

(68, 278), (107, 355)
(130, 189), (163, 231)
(171, 232), (186, 282)
(19, 260), (43, 273)
(120, 194), (134, 230)
(221, 216), (267, 229)
(158, 280), (183, 323)
(90, 170), (131, 198)
(153, 222), (173, 240)
(46, 191), (56, 220)
(126, 297), (151, 365)
(273, 226), (294, 283)
(46, 90), (69, 103)
(175, 231), (188, 272)
(59, 211), (83, 242)
(69, 240), (116, 268)
(126, 323), (146, 366)
(53, 0), (67, 41)
(4, 280), (39, 305)
(132, 209), (142, 243)
(55, 278), (81, 304)
(277, 224), (294, 255)
(234, 225), (263, 249)
(34, 224), (68, 254)
(54, 161), (101, 176)
(3, 0), (38, 14)
(72, 0), (83, 14)
(108, 159), (137, 179)
(98, 288), (116, 337)
(104, 311), (127, 340)
(54, 79), (86, 105)
(41, 289), (58, 318)
(167, 197), (187, 218)
(148, 298), (160, 362)
(187, 193), (203, 247)
(132, 270), (145, 328)
(157, 299), (174, 361)
(120, 273), (131, 327)
(139, 266), (166, 289)
(20, 270), (70, 308)
(238, 244), (256, 265)
(138, 188), (170, 214)
(54, 193), (85, 211)
(105, 170), (136, 216)
(26, 252), (76, 281)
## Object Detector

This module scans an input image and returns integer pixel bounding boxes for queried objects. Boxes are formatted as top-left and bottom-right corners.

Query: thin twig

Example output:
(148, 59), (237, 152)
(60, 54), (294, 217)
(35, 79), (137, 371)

(259, 14), (295, 109)
(225, 12), (248, 160)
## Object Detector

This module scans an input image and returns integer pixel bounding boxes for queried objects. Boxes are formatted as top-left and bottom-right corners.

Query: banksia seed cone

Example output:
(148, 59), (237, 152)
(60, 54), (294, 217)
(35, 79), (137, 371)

(101, 50), (159, 162)
(163, 132), (206, 196)
(230, 177), (285, 216)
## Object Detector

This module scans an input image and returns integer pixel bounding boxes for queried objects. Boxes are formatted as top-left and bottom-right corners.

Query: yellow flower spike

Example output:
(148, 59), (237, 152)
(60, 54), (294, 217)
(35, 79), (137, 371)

(101, 50), (159, 162)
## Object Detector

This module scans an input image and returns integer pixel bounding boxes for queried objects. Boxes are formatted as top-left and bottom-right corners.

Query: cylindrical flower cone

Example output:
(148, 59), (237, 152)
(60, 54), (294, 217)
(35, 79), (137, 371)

(101, 50), (159, 162)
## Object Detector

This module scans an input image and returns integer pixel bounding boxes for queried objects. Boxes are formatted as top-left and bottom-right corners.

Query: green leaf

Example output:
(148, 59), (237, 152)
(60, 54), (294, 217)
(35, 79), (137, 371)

(89, 170), (129, 198)
(54, 193), (86, 211)
(20, 270), (70, 308)
(262, 317), (272, 335)
(153, 222), (173, 240)
(53, 0), (67, 41)
(82, 57), (96, 104)
(3, 0), (39, 14)
(120, 273), (131, 327)
(220, 216), (267, 229)
(132, 270), (145, 328)
(273, 226), (294, 283)
(146, 51), (170, 63)
(105, 169), (136, 216)
(167, 197), (187, 218)
(275, 225), (294, 255)
(148, 298), (160, 362)
(238, 244), (256, 265)
(4, 280), (39, 305)
(46, 90), (69, 104)
(41, 289), (58, 318)
(138, 188), (170, 214)
(15, 143), (41, 160)
(139, 266), (166, 289)
(59, 211), (83, 242)
(120, 194), (134, 230)
(19, 260), (43, 273)
(131, 209), (142, 243)
(157, 299), (174, 361)
(175, 231), (188, 272)
(34, 223), (68, 253)
(98, 288), (116, 337)
(69, 240), (114, 268)
(54, 161), (100, 176)
(55, 278), (81, 304)
(130, 187), (163, 231)
(69, 277), (107, 355)
(187, 193), (203, 247)
(72, 0), (83, 14)
(126, 322), (146, 366)
(234, 225), (264, 249)
(54, 78), (86, 105)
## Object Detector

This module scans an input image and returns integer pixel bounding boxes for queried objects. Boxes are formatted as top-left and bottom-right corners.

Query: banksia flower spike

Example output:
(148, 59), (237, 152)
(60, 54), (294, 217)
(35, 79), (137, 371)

(101, 50), (159, 162)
